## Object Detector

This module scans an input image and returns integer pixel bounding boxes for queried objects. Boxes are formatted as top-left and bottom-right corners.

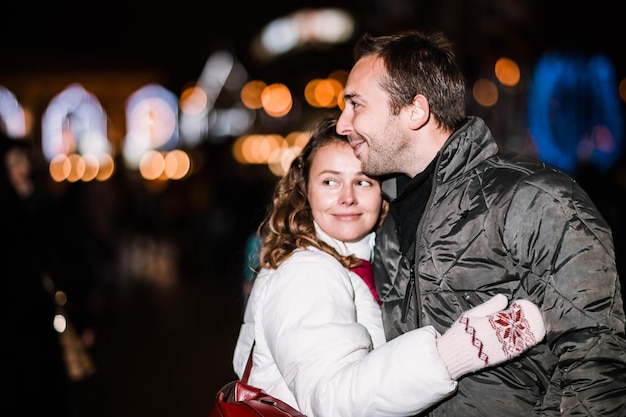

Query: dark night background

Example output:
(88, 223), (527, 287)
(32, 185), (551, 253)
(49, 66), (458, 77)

(1, 1), (625, 416)
(2, 0), (624, 89)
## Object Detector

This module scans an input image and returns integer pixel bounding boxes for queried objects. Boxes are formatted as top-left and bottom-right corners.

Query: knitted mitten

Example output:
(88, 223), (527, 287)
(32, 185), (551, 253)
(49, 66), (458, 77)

(436, 294), (546, 380)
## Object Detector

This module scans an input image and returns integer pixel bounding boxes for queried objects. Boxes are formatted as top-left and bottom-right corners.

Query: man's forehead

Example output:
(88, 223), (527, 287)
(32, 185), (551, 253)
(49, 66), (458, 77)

(350, 56), (382, 78)
(345, 57), (383, 92)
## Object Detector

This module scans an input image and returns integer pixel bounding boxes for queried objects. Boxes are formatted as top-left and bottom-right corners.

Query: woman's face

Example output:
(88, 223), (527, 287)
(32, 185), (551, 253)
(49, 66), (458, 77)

(307, 140), (382, 243)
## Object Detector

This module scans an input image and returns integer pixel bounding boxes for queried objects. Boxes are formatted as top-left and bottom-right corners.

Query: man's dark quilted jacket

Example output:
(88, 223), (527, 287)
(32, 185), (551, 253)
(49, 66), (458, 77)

(374, 116), (626, 416)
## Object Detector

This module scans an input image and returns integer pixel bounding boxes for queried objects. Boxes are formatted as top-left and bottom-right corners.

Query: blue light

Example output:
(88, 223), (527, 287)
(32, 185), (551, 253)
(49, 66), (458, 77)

(527, 52), (623, 174)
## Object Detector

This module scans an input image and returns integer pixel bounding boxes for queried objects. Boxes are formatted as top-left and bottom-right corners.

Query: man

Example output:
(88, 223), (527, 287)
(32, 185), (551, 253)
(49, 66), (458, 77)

(337, 29), (626, 416)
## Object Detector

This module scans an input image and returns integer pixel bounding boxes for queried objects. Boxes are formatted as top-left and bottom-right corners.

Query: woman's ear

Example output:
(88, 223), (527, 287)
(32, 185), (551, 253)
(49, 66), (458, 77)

(408, 94), (429, 130)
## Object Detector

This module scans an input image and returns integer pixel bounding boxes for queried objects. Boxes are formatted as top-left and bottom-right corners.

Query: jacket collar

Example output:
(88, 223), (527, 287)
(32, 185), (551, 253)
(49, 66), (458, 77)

(314, 221), (375, 261)
(382, 116), (499, 200)
(436, 116), (499, 183)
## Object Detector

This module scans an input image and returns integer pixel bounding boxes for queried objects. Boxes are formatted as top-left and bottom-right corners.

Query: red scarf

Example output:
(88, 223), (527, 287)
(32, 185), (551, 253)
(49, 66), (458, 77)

(351, 259), (381, 306)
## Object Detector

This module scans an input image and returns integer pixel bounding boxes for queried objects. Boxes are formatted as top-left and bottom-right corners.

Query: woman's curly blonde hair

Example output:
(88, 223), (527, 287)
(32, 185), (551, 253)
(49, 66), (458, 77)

(256, 116), (388, 271)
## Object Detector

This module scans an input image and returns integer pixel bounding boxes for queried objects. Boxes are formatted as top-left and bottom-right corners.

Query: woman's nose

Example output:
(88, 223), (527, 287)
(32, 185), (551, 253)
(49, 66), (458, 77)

(339, 187), (356, 205)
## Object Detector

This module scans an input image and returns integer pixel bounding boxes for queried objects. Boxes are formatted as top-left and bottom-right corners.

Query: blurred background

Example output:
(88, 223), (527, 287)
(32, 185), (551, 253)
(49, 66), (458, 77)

(1, 0), (625, 416)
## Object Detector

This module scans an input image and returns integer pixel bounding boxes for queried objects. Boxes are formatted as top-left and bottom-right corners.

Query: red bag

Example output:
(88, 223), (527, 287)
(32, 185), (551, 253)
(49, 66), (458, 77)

(209, 343), (306, 417)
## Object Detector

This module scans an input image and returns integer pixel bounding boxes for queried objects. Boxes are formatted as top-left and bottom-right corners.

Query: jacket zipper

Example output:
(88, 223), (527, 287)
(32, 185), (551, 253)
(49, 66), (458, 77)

(400, 155), (442, 326)
(401, 264), (415, 323)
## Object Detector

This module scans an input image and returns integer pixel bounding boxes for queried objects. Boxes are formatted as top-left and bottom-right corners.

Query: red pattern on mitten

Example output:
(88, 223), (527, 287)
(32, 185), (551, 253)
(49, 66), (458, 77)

(489, 300), (540, 357)
(436, 295), (546, 380)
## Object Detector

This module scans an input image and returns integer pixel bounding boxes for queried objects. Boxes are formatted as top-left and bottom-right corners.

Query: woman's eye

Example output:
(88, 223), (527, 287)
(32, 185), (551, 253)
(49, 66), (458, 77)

(358, 180), (373, 187)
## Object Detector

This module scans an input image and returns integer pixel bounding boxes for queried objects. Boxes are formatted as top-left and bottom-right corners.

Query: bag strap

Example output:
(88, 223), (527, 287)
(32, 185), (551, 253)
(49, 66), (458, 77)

(242, 341), (255, 383)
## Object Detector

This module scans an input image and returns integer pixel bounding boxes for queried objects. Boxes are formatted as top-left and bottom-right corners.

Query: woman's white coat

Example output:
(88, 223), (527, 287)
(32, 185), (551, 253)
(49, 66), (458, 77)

(233, 227), (456, 417)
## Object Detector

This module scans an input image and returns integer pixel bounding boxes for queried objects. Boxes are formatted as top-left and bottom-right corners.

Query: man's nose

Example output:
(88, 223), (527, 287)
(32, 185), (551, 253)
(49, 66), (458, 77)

(336, 110), (351, 136)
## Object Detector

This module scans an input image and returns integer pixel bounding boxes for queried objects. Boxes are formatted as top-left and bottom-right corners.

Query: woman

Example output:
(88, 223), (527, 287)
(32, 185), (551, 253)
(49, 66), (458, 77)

(232, 117), (545, 417)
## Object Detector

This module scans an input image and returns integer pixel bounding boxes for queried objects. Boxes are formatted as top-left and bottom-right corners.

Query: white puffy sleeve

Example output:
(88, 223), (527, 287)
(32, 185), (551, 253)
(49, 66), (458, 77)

(261, 250), (457, 417)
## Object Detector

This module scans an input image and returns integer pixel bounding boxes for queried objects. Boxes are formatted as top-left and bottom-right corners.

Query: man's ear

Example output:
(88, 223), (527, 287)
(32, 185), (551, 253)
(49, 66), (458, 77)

(408, 94), (429, 130)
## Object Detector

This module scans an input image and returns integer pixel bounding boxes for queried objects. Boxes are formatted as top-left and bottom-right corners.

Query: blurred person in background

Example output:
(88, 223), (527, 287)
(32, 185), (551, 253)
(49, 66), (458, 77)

(0, 130), (75, 416)
(241, 231), (261, 306)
